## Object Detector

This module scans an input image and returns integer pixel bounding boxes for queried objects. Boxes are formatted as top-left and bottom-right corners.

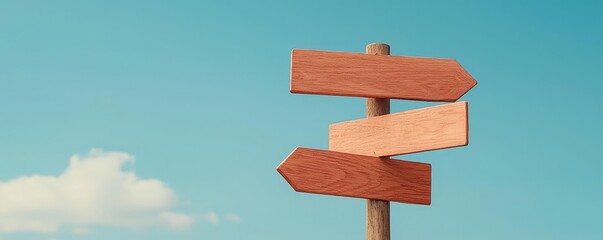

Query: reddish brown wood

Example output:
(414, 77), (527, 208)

(290, 49), (477, 102)
(277, 147), (431, 205)
(330, 101), (468, 157)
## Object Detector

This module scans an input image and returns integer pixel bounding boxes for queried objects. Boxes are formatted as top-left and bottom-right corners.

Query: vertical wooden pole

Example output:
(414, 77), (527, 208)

(366, 43), (391, 240)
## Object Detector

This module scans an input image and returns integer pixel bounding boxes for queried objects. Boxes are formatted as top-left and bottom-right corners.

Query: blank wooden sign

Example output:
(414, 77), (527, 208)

(277, 147), (431, 205)
(290, 49), (477, 102)
(330, 102), (468, 157)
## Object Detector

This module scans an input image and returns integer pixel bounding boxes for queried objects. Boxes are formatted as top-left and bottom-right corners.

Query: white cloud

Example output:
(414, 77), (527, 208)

(0, 149), (192, 233)
(159, 212), (193, 230)
(225, 214), (242, 223)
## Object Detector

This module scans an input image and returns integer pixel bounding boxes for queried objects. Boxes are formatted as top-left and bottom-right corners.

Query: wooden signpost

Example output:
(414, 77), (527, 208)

(277, 43), (476, 240)
(277, 147), (431, 205)
(291, 49), (476, 101)
(330, 101), (468, 157)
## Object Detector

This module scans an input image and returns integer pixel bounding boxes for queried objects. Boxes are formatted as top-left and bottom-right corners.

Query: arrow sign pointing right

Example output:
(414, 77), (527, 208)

(291, 49), (477, 102)
(277, 147), (431, 205)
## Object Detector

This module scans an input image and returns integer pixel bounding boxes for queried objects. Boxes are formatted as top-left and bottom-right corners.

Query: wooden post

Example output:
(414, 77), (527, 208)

(366, 43), (391, 240)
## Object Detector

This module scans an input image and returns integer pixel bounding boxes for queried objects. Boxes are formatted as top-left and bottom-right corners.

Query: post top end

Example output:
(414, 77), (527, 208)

(366, 43), (390, 55)
(366, 42), (389, 47)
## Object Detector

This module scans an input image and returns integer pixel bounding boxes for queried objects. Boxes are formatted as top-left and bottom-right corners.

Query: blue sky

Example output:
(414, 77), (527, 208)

(1, 0), (602, 239)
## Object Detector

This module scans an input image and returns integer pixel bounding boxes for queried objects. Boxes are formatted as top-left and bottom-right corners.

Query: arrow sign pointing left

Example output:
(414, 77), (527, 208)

(277, 147), (431, 205)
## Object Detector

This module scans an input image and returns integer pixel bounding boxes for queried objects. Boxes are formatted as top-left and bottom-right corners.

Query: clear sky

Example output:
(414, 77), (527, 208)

(1, 0), (602, 239)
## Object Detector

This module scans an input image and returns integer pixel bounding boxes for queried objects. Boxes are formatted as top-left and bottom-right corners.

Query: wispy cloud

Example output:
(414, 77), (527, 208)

(225, 214), (242, 223)
(0, 149), (192, 233)
(202, 212), (219, 224)
(72, 226), (92, 235)
(199, 212), (241, 225)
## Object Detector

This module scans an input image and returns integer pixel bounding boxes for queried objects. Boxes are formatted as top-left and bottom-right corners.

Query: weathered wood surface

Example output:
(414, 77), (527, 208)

(290, 49), (477, 102)
(365, 43), (391, 240)
(330, 101), (468, 157)
(277, 147), (431, 205)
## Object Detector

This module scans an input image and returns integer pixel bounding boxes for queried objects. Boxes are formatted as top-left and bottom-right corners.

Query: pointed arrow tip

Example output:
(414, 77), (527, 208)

(449, 61), (477, 100)
(277, 148), (304, 192)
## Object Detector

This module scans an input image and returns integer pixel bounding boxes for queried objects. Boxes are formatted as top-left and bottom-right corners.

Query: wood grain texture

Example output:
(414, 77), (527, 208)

(276, 147), (431, 205)
(330, 101), (468, 157)
(367, 200), (389, 240)
(290, 49), (477, 102)
(365, 43), (391, 240)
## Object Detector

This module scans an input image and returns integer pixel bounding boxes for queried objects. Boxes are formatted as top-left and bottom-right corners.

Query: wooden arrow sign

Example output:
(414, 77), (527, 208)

(330, 102), (468, 157)
(277, 147), (431, 205)
(290, 49), (477, 101)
